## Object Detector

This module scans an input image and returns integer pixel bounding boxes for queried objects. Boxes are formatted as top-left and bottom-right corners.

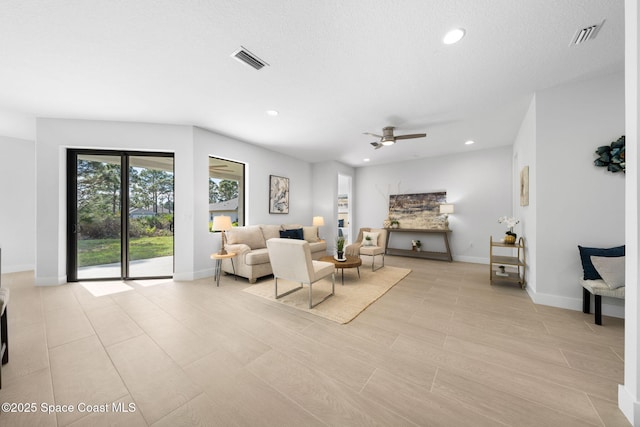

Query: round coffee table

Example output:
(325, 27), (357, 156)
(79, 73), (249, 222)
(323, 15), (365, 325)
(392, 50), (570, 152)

(319, 255), (362, 285)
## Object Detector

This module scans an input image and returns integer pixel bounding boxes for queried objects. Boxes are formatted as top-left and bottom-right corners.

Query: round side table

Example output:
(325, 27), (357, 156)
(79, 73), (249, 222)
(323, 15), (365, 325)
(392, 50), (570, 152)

(210, 252), (237, 287)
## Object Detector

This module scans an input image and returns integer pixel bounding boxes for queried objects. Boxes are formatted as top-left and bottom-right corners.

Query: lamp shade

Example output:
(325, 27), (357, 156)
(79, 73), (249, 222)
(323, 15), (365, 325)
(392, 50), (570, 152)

(312, 216), (325, 226)
(439, 203), (455, 214)
(212, 215), (233, 231)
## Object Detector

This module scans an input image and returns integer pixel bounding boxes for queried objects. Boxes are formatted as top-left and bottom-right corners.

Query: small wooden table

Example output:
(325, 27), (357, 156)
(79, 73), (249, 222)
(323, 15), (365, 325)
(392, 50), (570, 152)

(210, 252), (236, 287)
(319, 255), (362, 285)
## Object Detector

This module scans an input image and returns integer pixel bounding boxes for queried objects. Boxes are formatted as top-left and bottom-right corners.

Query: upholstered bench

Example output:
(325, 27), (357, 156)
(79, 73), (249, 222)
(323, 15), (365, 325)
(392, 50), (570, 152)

(0, 287), (9, 388)
(581, 279), (624, 325)
(578, 245), (624, 325)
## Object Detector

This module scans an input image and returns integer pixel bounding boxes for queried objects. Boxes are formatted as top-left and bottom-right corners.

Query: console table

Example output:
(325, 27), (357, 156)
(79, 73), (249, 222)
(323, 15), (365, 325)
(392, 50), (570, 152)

(385, 228), (452, 262)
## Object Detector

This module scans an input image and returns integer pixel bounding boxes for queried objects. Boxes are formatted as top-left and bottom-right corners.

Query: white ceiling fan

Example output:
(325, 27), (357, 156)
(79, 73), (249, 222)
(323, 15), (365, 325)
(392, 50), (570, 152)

(365, 126), (427, 149)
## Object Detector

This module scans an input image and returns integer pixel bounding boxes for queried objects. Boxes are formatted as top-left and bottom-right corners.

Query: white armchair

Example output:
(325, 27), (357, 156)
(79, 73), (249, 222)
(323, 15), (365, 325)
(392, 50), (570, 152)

(266, 238), (335, 308)
(345, 228), (388, 271)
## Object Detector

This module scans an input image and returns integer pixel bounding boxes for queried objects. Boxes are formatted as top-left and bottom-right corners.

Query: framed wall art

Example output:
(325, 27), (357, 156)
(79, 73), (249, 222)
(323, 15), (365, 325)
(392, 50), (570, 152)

(389, 191), (447, 229)
(520, 166), (529, 206)
(269, 175), (289, 214)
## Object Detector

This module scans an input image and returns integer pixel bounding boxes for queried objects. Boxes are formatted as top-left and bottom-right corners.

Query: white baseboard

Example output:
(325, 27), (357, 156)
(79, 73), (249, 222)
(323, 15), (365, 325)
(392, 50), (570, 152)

(35, 275), (67, 286)
(452, 255), (487, 264)
(174, 268), (213, 281)
(618, 384), (637, 426)
(526, 287), (625, 319)
(3, 264), (35, 273)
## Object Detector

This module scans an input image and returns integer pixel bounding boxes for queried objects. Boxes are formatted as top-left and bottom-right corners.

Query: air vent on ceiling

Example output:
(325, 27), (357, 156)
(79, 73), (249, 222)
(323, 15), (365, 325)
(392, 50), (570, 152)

(570, 20), (605, 46)
(231, 46), (269, 70)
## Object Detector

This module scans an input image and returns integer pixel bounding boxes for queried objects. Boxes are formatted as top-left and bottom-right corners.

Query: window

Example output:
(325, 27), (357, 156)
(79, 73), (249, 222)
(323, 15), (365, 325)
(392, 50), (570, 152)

(209, 157), (245, 229)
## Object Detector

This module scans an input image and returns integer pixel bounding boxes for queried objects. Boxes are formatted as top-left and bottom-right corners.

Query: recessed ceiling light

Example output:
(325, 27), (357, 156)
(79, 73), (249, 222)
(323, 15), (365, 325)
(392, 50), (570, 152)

(265, 110), (279, 116)
(363, 158), (370, 162)
(465, 140), (475, 145)
(443, 28), (465, 45)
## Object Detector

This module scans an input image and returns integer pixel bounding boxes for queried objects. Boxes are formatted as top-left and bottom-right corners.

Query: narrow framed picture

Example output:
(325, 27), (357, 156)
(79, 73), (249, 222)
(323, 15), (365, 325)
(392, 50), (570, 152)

(269, 175), (289, 214)
(520, 166), (529, 206)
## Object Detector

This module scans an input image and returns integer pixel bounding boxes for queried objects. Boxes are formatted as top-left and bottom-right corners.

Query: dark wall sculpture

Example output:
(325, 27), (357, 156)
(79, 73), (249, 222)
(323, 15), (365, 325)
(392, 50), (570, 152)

(594, 136), (625, 173)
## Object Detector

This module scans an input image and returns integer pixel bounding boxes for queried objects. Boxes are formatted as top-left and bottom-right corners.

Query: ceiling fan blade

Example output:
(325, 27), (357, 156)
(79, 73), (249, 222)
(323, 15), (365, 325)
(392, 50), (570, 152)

(394, 133), (427, 140)
(370, 142), (383, 149)
(364, 132), (383, 138)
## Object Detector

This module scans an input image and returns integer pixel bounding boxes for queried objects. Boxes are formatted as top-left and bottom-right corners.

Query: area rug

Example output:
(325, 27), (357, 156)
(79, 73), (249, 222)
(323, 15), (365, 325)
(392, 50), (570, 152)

(242, 265), (411, 324)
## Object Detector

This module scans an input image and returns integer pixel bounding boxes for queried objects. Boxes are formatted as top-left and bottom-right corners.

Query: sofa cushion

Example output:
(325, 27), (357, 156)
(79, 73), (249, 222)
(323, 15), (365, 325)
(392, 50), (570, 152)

(244, 248), (270, 265)
(578, 245), (625, 280)
(591, 255), (625, 289)
(280, 228), (304, 239)
(226, 225), (266, 249)
(303, 226), (319, 243)
(580, 278), (625, 299)
(308, 240), (327, 253)
(260, 224), (281, 241)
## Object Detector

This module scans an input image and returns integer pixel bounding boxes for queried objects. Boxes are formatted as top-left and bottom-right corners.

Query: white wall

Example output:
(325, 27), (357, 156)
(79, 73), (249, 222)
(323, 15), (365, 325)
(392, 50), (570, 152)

(0, 135), (36, 272)
(35, 118), (194, 284)
(620, 0), (640, 421)
(532, 71), (625, 315)
(513, 96), (537, 293)
(354, 147), (513, 262)
(32, 119), (318, 284)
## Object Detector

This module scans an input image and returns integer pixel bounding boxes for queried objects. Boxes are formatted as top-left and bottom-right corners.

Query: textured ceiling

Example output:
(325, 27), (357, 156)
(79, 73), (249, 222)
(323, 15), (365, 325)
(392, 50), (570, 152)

(0, 0), (624, 167)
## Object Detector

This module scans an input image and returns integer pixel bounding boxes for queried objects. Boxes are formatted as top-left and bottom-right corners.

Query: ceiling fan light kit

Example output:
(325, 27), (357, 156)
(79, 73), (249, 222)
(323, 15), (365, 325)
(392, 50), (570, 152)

(366, 126), (426, 150)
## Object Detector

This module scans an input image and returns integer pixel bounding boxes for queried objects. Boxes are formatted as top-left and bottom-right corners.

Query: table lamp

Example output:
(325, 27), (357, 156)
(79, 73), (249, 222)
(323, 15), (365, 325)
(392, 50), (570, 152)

(439, 203), (455, 229)
(212, 215), (233, 255)
(312, 216), (325, 239)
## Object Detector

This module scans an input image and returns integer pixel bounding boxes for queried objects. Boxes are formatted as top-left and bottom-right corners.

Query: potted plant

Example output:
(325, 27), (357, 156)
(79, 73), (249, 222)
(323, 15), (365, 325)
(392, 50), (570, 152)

(498, 216), (520, 244)
(336, 235), (346, 259)
(415, 240), (422, 252)
(390, 219), (400, 229)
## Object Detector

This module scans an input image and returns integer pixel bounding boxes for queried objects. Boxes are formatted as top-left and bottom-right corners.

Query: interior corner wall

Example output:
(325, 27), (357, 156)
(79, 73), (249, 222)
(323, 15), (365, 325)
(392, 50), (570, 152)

(192, 127), (315, 278)
(620, 0), (640, 421)
(35, 118), (195, 285)
(311, 161), (355, 250)
(353, 147), (512, 263)
(513, 95), (537, 294)
(533, 71), (625, 315)
(0, 135), (36, 272)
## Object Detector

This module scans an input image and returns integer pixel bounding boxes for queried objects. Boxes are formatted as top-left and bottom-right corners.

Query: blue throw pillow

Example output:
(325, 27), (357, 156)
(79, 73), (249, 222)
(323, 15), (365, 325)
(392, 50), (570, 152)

(279, 228), (304, 240)
(578, 245), (625, 280)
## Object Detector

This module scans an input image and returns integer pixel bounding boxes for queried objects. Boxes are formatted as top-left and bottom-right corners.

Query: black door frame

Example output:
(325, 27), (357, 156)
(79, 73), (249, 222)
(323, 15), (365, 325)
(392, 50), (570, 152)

(67, 149), (174, 282)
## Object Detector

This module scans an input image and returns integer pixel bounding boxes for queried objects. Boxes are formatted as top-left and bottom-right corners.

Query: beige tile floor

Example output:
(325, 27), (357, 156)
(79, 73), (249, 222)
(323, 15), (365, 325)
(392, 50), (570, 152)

(0, 256), (630, 426)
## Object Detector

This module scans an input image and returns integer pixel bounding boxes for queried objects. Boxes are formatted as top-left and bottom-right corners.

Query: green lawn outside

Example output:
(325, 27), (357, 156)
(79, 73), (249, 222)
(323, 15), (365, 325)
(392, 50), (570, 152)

(78, 236), (173, 267)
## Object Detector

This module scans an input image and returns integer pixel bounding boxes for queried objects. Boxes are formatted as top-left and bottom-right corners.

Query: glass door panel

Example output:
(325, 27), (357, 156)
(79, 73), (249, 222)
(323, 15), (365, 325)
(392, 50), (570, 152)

(128, 156), (174, 278)
(76, 154), (122, 280)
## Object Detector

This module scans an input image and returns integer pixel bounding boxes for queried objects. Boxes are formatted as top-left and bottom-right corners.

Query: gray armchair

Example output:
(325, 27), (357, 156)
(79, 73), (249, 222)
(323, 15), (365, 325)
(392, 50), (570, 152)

(345, 228), (388, 271)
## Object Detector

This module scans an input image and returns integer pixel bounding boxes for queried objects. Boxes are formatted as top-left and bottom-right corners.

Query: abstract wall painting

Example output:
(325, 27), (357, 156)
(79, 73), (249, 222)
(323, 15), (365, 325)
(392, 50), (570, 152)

(269, 175), (289, 214)
(389, 191), (447, 229)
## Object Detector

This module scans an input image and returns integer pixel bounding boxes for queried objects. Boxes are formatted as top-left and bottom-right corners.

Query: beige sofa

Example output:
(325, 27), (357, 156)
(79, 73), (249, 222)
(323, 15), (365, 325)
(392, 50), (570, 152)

(221, 224), (327, 283)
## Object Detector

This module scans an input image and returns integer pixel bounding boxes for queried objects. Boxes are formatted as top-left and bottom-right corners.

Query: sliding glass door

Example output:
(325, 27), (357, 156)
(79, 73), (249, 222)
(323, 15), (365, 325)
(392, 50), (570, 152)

(128, 155), (174, 277)
(67, 150), (174, 281)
